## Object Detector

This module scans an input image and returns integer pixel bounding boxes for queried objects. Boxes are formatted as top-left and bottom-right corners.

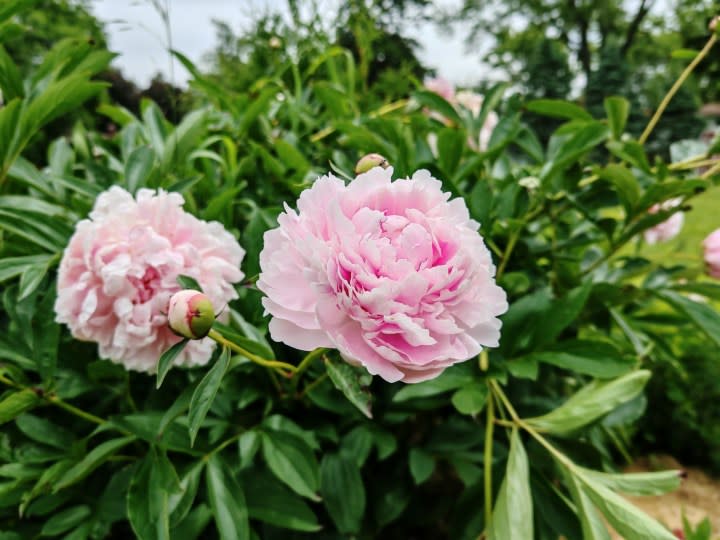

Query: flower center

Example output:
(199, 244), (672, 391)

(129, 266), (161, 304)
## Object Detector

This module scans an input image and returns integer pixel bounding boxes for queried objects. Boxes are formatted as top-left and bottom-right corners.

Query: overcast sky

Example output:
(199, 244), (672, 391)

(90, 0), (491, 88)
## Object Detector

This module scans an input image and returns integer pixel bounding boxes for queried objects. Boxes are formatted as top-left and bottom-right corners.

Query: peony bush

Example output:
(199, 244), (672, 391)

(0, 5), (719, 540)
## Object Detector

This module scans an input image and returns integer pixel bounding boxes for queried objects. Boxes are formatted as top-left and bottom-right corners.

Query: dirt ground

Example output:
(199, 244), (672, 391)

(609, 455), (720, 539)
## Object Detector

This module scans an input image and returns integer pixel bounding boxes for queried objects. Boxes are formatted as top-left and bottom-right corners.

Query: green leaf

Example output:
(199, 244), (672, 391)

(188, 347), (230, 446)
(451, 382), (489, 415)
(580, 467), (682, 496)
(176, 275), (203, 292)
(205, 454), (250, 540)
(413, 89), (463, 125)
(261, 430), (320, 501)
(243, 469), (321, 532)
(437, 128), (465, 176)
(526, 99), (593, 121)
(488, 429), (533, 540)
(127, 451), (179, 540)
(599, 164), (641, 215)
(0, 389), (38, 424)
(17, 261), (49, 301)
(15, 414), (73, 450)
(125, 146), (156, 193)
(168, 462), (204, 528)
(565, 472), (611, 540)
(527, 340), (635, 378)
(393, 366), (472, 402)
(526, 370), (651, 435)
(40, 505), (91, 537)
(0, 255), (54, 283)
(637, 179), (708, 212)
(579, 472), (677, 539)
(541, 122), (609, 182)
(604, 97), (630, 139)
(320, 453), (366, 534)
(156, 339), (189, 389)
(654, 291), (720, 348)
(55, 436), (136, 491)
(325, 356), (373, 418)
(409, 448), (435, 485)
(0, 45), (22, 101)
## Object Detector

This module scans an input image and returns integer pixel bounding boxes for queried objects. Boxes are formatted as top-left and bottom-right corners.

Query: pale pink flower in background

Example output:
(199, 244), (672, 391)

(424, 77), (455, 102)
(643, 198), (684, 245)
(258, 167), (508, 383)
(703, 228), (720, 279)
(55, 187), (245, 372)
(455, 91), (498, 151)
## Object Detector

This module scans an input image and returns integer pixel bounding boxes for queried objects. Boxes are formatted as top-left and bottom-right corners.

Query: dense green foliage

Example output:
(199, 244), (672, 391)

(0, 1), (719, 539)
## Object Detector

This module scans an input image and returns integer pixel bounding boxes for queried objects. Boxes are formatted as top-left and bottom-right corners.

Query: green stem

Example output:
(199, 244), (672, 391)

(205, 430), (245, 460)
(484, 385), (495, 528)
(291, 348), (327, 393)
(207, 329), (297, 376)
(0, 374), (107, 426)
(496, 229), (520, 280)
(639, 34), (717, 145)
(701, 160), (720, 179)
(299, 373), (329, 399)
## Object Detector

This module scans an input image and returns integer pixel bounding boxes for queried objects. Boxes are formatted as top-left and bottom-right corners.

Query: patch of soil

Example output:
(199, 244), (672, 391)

(609, 455), (720, 539)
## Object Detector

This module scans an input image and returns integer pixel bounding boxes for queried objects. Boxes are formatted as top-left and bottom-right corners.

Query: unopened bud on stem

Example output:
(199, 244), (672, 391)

(168, 290), (215, 339)
(355, 153), (390, 175)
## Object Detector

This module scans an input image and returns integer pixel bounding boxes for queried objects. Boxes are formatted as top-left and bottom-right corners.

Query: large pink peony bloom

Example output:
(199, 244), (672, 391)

(643, 198), (684, 245)
(703, 228), (720, 279)
(258, 167), (508, 383)
(55, 187), (245, 372)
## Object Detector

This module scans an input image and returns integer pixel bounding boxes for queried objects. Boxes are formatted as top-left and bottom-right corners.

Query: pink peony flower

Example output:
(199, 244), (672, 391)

(257, 167), (508, 383)
(425, 77), (455, 102)
(703, 228), (720, 279)
(168, 290), (216, 340)
(643, 198), (684, 245)
(455, 90), (498, 151)
(55, 187), (244, 372)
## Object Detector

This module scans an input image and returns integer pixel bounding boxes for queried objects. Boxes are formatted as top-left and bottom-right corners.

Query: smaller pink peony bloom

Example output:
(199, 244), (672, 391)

(703, 228), (720, 279)
(425, 77), (455, 102)
(258, 167), (508, 383)
(168, 290), (216, 339)
(643, 198), (684, 245)
(55, 187), (245, 372)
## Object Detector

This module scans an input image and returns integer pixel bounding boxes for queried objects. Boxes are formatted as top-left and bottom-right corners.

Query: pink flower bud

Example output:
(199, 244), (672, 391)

(168, 290), (215, 339)
(354, 153), (389, 175)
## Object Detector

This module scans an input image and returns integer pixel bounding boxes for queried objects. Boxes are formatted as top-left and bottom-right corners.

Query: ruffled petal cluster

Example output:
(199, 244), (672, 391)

(55, 187), (244, 372)
(258, 168), (508, 383)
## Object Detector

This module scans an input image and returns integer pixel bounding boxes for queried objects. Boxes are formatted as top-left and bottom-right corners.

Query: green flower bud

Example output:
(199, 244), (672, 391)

(168, 290), (215, 339)
(355, 153), (389, 175)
